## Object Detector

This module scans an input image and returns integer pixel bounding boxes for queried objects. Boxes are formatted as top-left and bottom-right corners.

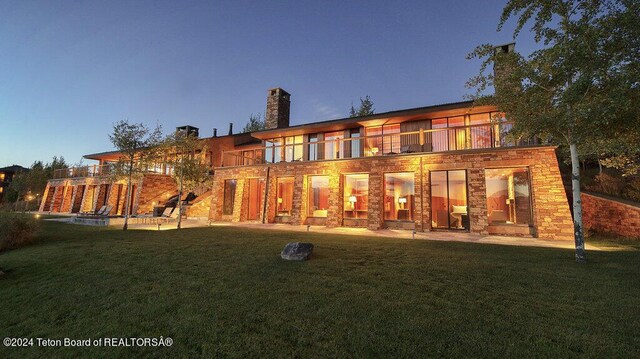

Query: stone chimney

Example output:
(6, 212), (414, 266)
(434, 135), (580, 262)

(493, 42), (516, 95)
(265, 88), (290, 129)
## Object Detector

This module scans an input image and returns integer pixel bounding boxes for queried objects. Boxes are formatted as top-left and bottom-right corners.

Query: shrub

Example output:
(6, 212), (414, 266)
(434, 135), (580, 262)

(0, 212), (39, 252)
(622, 177), (640, 203)
(585, 173), (625, 197)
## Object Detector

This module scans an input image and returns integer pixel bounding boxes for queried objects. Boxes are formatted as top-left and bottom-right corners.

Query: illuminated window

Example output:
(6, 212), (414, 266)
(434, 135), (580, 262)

(308, 134), (319, 161)
(284, 135), (303, 162)
(366, 125), (400, 155)
(223, 179), (237, 215)
(469, 113), (492, 149)
(344, 174), (368, 219)
(384, 173), (415, 221)
(308, 176), (330, 217)
(324, 132), (344, 160)
(349, 128), (362, 158)
(485, 168), (532, 225)
(276, 177), (294, 216)
(265, 139), (283, 163)
(365, 126), (382, 156)
(431, 170), (468, 229)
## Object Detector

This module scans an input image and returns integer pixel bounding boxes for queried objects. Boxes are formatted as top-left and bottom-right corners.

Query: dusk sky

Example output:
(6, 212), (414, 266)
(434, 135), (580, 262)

(0, 0), (539, 168)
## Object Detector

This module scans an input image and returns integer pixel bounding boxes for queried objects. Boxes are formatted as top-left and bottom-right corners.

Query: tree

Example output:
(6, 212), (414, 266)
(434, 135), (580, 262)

(349, 96), (375, 117)
(242, 113), (266, 133)
(5, 157), (67, 205)
(467, 0), (640, 263)
(109, 120), (163, 230)
(162, 130), (213, 229)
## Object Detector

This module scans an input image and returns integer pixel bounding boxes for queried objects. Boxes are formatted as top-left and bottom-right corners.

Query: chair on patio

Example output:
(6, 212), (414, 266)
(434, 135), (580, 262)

(78, 205), (106, 217)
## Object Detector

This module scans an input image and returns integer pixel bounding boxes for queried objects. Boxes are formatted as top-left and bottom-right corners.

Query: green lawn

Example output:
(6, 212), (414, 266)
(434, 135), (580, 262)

(1, 218), (639, 358)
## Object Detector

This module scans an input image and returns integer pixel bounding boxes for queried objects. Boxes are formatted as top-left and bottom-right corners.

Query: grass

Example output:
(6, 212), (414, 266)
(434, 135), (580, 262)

(1, 217), (639, 358)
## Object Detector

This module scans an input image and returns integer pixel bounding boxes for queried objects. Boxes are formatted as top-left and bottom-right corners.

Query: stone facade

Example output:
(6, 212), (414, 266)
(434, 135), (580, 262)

(582, 192), (640, 238)
(208, 146), (573, 240)
(39, 174), (178, 216)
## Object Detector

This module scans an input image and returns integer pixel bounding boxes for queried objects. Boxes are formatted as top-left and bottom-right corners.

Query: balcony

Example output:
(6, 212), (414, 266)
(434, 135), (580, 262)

(220, 121), (535, 167)
(52, 164), (169, 179)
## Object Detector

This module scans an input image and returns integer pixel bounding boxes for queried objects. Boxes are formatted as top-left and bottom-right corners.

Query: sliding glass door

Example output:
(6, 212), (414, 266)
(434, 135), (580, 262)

(430, 170), (468, 230)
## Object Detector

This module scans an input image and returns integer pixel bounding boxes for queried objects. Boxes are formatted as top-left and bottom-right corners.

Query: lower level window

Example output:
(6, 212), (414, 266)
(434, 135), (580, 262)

(308, 176), (330, 217)
(276, 177), (294, 216)
(344, 174), (368, 219)
(384, 173), (415, 221)
(485, 168), (532, 225)
(223, 179), (237, 215)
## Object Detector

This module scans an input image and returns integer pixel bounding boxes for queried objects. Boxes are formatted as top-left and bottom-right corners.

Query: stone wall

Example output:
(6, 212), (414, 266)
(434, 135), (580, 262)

(209, 146), (573, 240)
(39, 174), (177, 216)
(137, 174), (177, 214)
(582, 192), (640, 238)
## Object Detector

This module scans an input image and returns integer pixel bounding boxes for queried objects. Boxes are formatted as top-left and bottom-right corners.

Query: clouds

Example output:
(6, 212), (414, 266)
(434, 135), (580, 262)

(310, 99), (343, 120)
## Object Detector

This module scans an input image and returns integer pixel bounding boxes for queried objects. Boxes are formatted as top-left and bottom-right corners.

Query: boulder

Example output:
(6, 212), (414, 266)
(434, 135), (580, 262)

(281, 242), (314, 261)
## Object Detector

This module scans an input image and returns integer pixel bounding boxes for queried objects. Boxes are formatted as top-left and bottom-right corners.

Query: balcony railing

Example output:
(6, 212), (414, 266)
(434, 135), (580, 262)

(220, 121), (535, 167)
(52, 164), (169, 179)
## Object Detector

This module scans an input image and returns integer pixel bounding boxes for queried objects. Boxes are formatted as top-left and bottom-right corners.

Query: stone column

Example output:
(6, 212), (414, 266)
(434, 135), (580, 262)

(467, 168), (488, 234)
(368, 173), (384, 230)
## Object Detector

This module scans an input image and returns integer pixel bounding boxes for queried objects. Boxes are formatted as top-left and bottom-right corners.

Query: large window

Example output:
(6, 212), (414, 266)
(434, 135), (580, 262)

(431, 170), (468, 229)
(349, 128), (362, 158)
(469, 113), (492, 149)
(324, 132), (344, 160)
(308, 134), (319, 161)
(485, 168), (532, 225)
(223, 179), (237, 215)
(344, 174), (368, 219)
(384, 173), (415, 221)
(308, 176), (330, 217)
(276, 177), (294, 216)
(284, 135), (303, 162)
(366, 125), (400, 156)
(265, 139), (283, 163)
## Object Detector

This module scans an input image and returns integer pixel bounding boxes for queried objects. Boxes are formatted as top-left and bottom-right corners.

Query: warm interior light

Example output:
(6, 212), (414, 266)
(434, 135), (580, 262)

(277, 198), (283, 204)
(349, 195), (357, 203)
(398, 197), (407, 204)
(371, 147), (379, 155)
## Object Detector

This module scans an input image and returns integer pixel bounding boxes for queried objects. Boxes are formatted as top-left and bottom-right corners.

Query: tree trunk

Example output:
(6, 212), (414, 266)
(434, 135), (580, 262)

(177, 160), (183, 229)
(123, 168), (133, 231)
(570, 142), (587, 263)
(177, 181), (183, 229)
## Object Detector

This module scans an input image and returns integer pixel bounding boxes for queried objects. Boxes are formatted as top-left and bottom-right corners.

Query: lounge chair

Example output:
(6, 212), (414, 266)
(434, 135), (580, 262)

(78, 205), (106, 216)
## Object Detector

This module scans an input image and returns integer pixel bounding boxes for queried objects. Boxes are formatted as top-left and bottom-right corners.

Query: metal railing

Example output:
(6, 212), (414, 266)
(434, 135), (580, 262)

(220, 121), (535, 167)
(52, 164), (170, 179)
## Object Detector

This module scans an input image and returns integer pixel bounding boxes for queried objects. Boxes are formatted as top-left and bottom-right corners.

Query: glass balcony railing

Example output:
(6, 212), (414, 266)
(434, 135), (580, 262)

(220, 121), (536, 167)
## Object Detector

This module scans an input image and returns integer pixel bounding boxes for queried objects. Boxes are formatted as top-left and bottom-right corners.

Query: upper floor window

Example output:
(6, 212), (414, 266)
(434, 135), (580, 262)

(308, 134), (319, 161)
(265, 139), (283, 163)
(324, 131), (344, 160)
(366, 124), (400, 155)
(284, 135), (303, 162)
(349, 128), (362, 158)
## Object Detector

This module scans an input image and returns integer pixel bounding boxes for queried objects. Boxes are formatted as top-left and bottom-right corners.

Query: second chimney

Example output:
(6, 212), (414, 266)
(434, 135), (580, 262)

(265, 88), (290, 129)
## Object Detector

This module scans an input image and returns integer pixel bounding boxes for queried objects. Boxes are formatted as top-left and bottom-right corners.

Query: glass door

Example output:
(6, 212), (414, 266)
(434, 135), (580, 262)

(430, 170), (468, 230)
(247, 178), (265, 221)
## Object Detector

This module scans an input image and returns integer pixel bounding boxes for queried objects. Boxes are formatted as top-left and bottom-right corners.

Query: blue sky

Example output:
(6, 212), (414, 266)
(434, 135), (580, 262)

(0, 0), (538, 167)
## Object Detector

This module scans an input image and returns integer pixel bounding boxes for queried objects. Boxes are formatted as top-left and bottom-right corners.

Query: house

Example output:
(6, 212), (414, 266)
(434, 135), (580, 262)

(38, 88), (573, 240)
(0, 165), (28, 202)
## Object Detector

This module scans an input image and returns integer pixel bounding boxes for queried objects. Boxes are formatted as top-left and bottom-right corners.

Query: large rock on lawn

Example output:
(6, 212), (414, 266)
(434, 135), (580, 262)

(281, 242), (314, 261)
